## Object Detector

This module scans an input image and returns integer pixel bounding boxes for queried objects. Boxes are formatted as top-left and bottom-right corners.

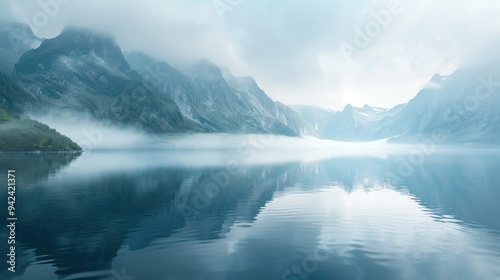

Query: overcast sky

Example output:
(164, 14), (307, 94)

(2, 0), (500, 110)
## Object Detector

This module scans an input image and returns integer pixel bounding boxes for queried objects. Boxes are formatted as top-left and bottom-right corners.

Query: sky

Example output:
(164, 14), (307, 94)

(2, 0), (500, 110)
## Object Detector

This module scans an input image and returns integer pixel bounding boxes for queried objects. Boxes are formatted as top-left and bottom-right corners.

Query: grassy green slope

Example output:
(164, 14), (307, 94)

(0, 107), (81, 152)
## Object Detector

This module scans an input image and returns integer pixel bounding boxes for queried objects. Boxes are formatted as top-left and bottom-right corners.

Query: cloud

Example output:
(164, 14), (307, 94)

(3, 0), (500, 109)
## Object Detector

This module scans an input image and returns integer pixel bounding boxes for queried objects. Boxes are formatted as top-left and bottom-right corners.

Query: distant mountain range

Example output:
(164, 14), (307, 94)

(1, 23), (499, 148)
(295, 63), (500, 144)
(293, 104), (406, 141)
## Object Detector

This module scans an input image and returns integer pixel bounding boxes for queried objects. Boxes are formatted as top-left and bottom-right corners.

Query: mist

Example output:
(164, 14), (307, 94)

(3, 0), (500, 110)
(34, 111), (409, 151)
(33, 111), (457, 182)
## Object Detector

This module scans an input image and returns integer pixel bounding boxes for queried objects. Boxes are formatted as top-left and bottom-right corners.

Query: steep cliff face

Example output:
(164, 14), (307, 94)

(13, 27), (200, 133)
(127, 53), (303, 136)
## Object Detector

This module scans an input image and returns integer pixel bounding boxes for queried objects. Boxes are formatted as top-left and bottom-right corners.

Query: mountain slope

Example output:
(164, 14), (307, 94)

(126, 53), (302, 136)
(0, 107), (81, 152)
(312, 61), (500, 144)
(0, 72), (80, 151)
(6, 25), (498, 144)
(0, 72), (38, 113)
(0, 23), (42, 74)
(291, 105), (338, 137)
(221, 68), (304, 135)
(317, 104), (404, 141)
(388, 63), (500, 144)
(13, 27), (202, 133)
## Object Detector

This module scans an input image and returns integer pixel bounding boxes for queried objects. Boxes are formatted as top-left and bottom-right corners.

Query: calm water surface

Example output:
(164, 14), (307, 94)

(1, 150), (500, 280)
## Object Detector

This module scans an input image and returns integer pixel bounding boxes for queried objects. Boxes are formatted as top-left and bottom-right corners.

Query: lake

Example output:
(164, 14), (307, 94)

(1, 149), (500, 280)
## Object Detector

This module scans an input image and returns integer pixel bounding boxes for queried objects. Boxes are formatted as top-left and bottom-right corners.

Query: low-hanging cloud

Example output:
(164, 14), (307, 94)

(3, 0), (500, 110)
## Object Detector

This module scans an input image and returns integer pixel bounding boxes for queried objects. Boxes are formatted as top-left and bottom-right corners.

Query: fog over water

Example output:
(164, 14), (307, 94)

(35, 113), (409, 153)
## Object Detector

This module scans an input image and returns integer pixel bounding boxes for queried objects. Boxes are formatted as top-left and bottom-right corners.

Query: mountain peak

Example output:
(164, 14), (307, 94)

(429, 73), (447, 84)
(237, 76), (259, 90)
(123, 51), (157, 71)
(343, 104), (354, 112)
(61, 25), (113, 39)
(220, 66), (236, 80)
(191, 58), (223, 81)
(57, 26), (121, 54)
(15, 25), (130, 75)
(196, 58), (219, 70)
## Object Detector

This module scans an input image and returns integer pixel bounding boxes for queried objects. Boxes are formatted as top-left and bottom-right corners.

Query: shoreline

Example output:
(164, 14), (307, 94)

(0, 150), (83, 154)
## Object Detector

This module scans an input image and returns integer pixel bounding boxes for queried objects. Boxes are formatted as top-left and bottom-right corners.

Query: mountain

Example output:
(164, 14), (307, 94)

(220, 67), (304, 135)
(0, 23), (42, 74)
(122, 51), (156, 71)
(13, 27), (202, 134)
(290, 105), (337, 137)
(125, 53), (303, 136)
(295, 103), (403, 141)
(323, 104), (406, 141)
(0, 72), (38, 113)
(387, 62), (500, 144)
(310, 61), (500, 144)
(0, 106), (81, 152)
(0, 72), (80, 151)
(4, 24), (499, 144)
